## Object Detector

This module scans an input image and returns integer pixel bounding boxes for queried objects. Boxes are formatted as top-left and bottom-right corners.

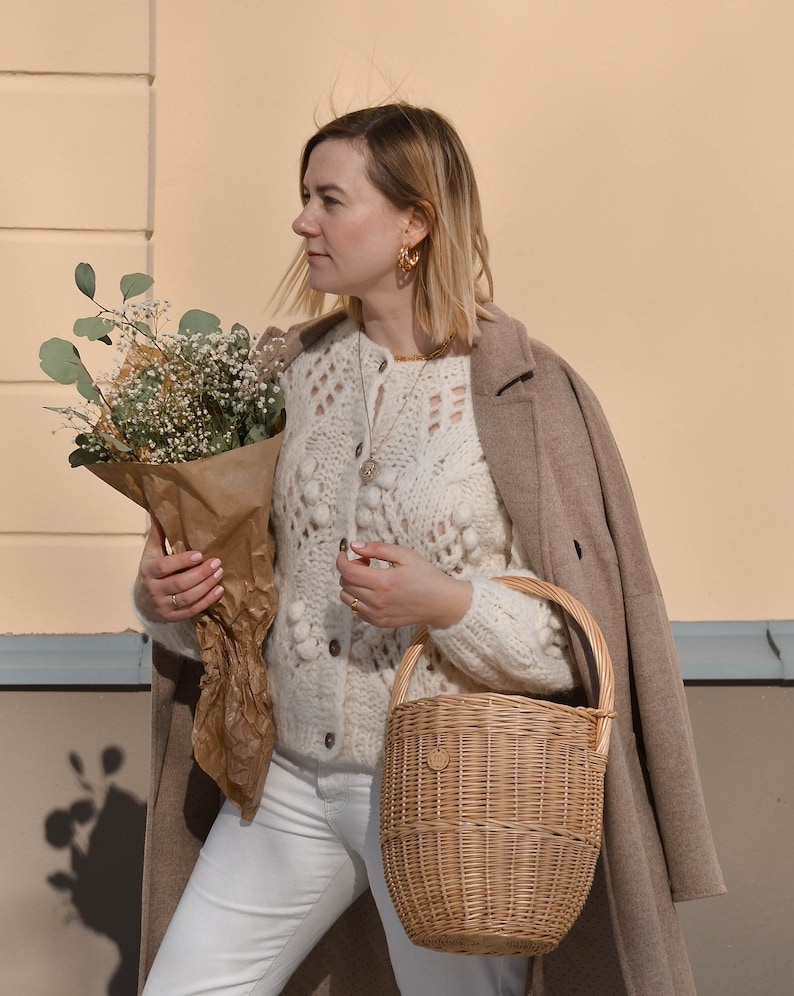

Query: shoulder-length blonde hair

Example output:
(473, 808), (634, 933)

(278, 103), (494, 344)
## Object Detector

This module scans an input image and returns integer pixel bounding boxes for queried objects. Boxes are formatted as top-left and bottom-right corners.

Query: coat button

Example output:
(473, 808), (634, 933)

(325, 732), (336, 749)
(329, 639), (341, 656)
(339, 538), (348, 552)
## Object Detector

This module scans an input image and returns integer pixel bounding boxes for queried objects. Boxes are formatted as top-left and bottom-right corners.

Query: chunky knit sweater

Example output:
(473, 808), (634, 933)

(143, 318), (577, 768)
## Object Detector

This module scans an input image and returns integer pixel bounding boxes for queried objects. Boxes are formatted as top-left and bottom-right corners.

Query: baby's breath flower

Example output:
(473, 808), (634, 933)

(61, 292), (286, 466)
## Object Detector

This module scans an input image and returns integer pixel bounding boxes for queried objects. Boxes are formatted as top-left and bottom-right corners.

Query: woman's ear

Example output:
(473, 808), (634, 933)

(404, 200), (435, 245)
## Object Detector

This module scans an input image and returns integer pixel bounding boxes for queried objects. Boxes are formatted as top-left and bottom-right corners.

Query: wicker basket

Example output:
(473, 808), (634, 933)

(380, 575), (615, 957)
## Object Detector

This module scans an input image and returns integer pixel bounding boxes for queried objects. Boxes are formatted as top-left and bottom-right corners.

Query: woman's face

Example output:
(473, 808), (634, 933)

(292, 139), (414, 303)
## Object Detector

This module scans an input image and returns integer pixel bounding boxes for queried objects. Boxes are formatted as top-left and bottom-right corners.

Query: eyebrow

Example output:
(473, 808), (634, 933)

(303, 182), (347, 196)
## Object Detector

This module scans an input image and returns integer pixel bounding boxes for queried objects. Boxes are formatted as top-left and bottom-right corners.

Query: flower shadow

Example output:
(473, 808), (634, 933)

(44, 746), (146, 996)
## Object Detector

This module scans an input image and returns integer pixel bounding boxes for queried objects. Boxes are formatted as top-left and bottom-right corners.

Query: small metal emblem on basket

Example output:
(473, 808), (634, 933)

(426, 747), (450, 771)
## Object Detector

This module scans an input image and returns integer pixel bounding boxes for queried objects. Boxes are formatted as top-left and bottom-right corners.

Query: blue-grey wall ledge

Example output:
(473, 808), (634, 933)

(1, 621), (793, 685)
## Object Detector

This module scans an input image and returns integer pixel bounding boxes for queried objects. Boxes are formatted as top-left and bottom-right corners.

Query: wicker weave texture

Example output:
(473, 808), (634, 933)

(380, 576), (615, 957)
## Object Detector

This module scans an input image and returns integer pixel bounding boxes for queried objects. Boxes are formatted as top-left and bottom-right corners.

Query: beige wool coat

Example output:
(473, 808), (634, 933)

(138, 306), (725, 995)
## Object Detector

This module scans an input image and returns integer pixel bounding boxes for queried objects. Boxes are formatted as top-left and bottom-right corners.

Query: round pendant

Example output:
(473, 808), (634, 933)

(359, 458), (380, 482)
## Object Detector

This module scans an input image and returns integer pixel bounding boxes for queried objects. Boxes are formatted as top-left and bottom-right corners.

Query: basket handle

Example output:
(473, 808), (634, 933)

(388, 575), (615, 757)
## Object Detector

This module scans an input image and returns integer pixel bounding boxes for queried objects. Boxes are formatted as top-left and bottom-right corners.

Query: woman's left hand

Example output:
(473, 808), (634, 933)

(336, 541), (472, 629)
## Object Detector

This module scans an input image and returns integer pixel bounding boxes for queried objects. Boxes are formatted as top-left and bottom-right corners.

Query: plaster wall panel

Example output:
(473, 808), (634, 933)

(0, 0), (151, 75)
(0, 76), (151, 232)
(0, 537), (143, 633)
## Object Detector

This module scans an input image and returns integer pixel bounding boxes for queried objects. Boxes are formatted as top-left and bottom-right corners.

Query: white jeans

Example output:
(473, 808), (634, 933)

(143, 748), (529, 996)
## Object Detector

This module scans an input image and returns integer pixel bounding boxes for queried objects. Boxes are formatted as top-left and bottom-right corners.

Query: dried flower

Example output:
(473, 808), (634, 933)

(40, 264), (285, 467)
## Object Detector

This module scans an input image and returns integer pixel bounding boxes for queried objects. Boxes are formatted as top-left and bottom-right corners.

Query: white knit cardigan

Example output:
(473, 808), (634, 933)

(143, 319), (577, 768)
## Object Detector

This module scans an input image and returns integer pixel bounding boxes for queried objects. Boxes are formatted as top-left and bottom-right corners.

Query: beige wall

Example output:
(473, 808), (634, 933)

(2, 1), (793, 633)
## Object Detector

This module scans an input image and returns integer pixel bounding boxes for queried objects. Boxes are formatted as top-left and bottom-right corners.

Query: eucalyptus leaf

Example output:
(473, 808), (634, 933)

(230, 323), (251, 350)
(133, 321), (154, 339)
(243, 424), (268, 445)
(179, 309), (222, 336)
(40, 338), (101, 404)
(75, 369), (100, 403)
(73, 316), (114, 341)
(96, 431), (132, 452)
(69, 446), (103, 468)
(74, 262), (96, 300)
(40, 338), (87, 384)
(120, 272), (154, 302)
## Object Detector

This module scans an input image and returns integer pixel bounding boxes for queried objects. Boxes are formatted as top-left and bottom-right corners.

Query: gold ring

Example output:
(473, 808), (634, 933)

(350, 598), (359, 614)
(171, 594), (178, 608)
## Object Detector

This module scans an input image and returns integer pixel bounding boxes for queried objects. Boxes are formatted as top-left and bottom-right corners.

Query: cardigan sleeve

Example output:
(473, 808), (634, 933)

(427, 535), (579, 695)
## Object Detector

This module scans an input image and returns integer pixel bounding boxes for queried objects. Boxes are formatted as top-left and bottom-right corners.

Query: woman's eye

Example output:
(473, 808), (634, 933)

(322, 196), (339, 209)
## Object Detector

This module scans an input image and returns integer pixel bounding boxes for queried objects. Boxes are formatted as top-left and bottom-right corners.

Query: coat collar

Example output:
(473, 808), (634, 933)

(279, 310), (347, 369)
(470, 303), (537, 397)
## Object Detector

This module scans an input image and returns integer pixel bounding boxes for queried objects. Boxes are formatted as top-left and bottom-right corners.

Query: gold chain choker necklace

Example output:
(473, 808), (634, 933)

(393, 329), (457, 362)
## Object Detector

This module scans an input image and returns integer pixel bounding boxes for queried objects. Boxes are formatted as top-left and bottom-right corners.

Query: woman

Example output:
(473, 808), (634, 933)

(135, 104), (724, 995)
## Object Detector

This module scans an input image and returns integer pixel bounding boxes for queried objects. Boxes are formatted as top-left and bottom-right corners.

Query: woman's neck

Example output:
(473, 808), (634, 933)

(361, 293), (470, 359)
(358, 298), (430, 357)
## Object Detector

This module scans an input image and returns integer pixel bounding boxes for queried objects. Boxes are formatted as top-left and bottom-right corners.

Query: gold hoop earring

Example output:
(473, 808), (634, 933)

(397, 243), (421, 273)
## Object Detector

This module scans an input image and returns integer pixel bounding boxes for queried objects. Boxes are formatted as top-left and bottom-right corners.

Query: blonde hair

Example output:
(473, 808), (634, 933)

(278, 103), (494, 344)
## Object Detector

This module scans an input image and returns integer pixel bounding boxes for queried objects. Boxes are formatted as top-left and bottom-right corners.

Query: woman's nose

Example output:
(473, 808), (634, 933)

(292, 206), (318, 237)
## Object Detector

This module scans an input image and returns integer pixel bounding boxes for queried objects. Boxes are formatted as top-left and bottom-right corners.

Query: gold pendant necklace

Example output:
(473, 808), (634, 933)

(356, 331), (455, 482)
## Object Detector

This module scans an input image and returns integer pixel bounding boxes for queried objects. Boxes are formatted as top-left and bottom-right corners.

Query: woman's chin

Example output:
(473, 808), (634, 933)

(307, 274), (335, 295)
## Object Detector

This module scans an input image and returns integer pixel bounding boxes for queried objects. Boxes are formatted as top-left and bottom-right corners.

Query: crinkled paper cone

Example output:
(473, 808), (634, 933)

(89, 434), (283, 820)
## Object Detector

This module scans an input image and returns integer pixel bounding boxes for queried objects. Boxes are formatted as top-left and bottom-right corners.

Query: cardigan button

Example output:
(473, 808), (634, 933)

(355, 442), (363, 458)
(329, 639), (341, 657)
(378, 359), (388, 373)
(324, 732), (336, 749)
(339, 538), (348, 552)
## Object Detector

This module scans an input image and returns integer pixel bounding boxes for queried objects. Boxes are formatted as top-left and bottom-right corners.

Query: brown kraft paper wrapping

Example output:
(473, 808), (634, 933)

(89, 433), (283, 820)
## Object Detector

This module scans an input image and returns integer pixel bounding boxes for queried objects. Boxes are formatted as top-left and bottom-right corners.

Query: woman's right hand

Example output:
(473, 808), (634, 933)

(133, 515), (225, 623)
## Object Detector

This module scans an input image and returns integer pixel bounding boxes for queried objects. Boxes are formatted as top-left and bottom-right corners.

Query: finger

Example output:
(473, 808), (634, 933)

(336, 553), (381, 595)
(169, 583), (224, 618)
(349, 540), (403, 565)
(340, 589), (367, 620)
(167, 560), (224, 601)
(147, 551), (206, 582)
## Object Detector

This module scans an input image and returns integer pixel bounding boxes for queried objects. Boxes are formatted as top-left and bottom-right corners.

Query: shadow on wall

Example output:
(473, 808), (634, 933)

(44, 747), (146, 996)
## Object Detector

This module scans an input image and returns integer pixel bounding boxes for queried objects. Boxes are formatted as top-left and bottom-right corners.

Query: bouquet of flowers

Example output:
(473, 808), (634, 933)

(41, 263), (286, 819)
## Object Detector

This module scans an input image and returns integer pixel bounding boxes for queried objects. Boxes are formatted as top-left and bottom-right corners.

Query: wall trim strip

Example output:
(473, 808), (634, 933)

(0, 633), (151, 685)
(1, 622), (792, 686)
